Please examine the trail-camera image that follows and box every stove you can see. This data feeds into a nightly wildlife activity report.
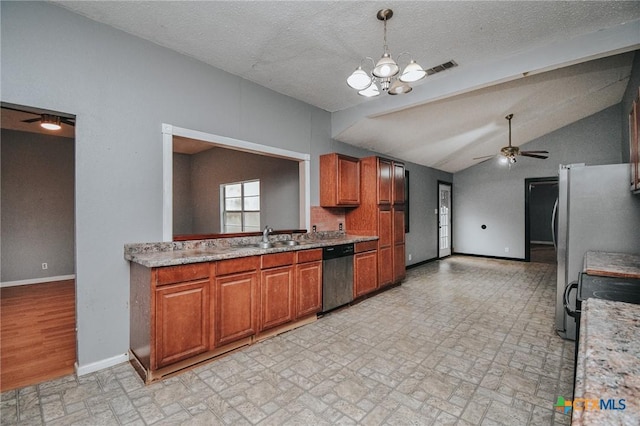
[568,272,640,392]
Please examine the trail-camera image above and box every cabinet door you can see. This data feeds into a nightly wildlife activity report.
[393,208,405,245]
[393,162,405,205]
[378,246,393,287]
[393,243,406,283]
[215,271,258,346]
[295,261,322,318]
[320,153,360,207]
[354,251,378,298]
[260,266,294,331]
[378,209,392,248]
[377,158,392,205]
[154,279,210,369]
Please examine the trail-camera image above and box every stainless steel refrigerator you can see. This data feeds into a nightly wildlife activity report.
[555,163,640,340]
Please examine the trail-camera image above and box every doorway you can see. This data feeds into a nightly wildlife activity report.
[0,103,77,390]
[438,182,452,258]
[525,177,558,263]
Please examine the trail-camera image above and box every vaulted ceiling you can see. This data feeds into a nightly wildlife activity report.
[51,1,640,172]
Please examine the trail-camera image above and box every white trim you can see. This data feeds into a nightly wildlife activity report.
[75,353,129,376]
[162,124,311,239]
[531,241,554,245]
[1,274,76,288]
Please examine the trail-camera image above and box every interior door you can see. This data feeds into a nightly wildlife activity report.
[438,183,452,258]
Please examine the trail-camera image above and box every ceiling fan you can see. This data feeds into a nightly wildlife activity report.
[22,113,75,130]
[474,114,548,164]
[2,106,75,130]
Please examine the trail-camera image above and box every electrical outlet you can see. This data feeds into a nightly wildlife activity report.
[339,223,343,231]
[434,209,438,215]
[408,254,412,261]
[504,247,510,253]
[42,263,48,270]
[312,225,317,233]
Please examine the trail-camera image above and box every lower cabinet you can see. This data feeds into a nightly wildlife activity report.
[215,257,260,346]
[130,244,384,383]
[354,241,378,298]
[260,253,295,331]
[155,280,210,369]
[295,249,323,318]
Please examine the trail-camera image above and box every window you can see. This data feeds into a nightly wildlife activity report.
[221,180,260,233]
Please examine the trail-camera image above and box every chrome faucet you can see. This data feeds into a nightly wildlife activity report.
[262,226,273,243]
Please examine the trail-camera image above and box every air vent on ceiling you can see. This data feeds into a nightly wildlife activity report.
[425,60,458,76]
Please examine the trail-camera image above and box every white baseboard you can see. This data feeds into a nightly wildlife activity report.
[1,274,76,288]
[75,353,129,376]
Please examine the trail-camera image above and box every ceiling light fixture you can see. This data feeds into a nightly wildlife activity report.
[346,9,426,97]
[39,114,62,131]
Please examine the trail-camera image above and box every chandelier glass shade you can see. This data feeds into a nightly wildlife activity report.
[346,9,426,97]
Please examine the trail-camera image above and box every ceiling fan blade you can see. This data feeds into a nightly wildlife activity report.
[60,119,75,127]
[473,154,496,160]
[520,153,548,159]
[521,150,549,154]
[21,117,41,123]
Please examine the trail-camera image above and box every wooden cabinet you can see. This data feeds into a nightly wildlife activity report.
[346,156,406,287]
[130,262,213,378]
[393,208,406,282]
[320,153,360,207]
[354,240,378,298]
[377,158,393,205]
[393,162,405,205]
[295,249,323,318]
[260,253,295,331]
[214,257,259,346]
[155,280,210,369]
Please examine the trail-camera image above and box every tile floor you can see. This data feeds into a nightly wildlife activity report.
[1,256,575,425]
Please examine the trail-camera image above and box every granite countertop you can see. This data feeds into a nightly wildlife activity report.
[584,251,640,279]
[125,232,378,268]
[572,298,640,425]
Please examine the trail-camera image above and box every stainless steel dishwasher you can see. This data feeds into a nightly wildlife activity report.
[322,243,354,312]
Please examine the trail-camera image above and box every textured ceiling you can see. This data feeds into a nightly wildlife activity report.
[50,1,640,172]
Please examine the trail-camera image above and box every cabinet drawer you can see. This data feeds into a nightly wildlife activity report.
[156,263,209,286]
[262,252,295,269]
[296,249,322,263]
[355,240,377,253]
[217,256,260,276]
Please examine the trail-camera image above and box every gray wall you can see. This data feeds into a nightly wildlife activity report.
[174,147,299,235]
[1,1,332,369]
[1,129,75,282]
[2,2,448,369]
[453,104,623,259]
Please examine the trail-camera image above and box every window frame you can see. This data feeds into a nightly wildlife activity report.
[220,179,261,233]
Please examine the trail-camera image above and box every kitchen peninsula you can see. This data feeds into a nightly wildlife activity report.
[125,232,379,383]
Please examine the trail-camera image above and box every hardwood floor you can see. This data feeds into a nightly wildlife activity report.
[0,280,76,392]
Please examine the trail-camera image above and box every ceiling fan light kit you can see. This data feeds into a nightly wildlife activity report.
[346,8,426,97]
[39,114,62,130]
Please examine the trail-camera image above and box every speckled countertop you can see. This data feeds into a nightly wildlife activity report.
[124,232,378,268]
[572,298,640,425]
[584,251,640,279]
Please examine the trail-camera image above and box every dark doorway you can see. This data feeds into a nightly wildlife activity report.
[525,177,558,263]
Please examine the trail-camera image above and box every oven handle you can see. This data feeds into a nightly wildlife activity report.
[563,281,579,318]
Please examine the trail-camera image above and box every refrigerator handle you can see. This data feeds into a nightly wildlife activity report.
[551,198,558,251]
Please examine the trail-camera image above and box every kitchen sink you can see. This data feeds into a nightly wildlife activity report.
[253,240,299,249]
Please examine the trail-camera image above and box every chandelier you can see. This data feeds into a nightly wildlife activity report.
[346,9,426,97]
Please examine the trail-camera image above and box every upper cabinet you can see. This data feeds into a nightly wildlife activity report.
[630,89,640,194]
[320,153,360,207]
[377,158,392,205]
[393,162,405,205]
